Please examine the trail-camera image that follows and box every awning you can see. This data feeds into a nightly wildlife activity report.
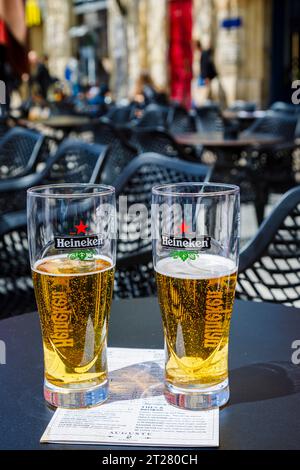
[0,0,26,45]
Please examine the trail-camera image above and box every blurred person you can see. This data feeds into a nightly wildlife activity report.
[28,51,53,100]
[193,40,226,107]
[194,40,215,100]
[132,72,159,106]
[64,56,79,96]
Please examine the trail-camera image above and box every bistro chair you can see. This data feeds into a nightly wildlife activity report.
[0,139,108,215]
[237,185,300,307]
[88,119,137,184]
[193,103,224,134]
[0,210,34,318]
[133,128,198,161]
[114,152,212,299]
[0,127,47,179]
[242,112,298,222]
[135,104,169,129]
[242,111,297,140]
[0,141,108,318]
[104,104,135,125]
[167,103,196,133]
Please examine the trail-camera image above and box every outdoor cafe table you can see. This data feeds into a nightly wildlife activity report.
[20,115,92,137]
[1,297,300,450]
[174,132,283,148]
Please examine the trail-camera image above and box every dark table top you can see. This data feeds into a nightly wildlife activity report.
[174,132,283,148]
[1,297,300,450]
[22,115,91,129]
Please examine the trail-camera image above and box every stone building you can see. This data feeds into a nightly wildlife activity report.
[108,0,300,107]
[26,0,300,107]
[108,0,168,101]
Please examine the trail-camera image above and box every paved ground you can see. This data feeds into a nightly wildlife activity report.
[240,194,282,248]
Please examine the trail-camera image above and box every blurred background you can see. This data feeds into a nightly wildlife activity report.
[0,0,299,111]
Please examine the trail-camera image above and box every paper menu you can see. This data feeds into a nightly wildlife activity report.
[41,348,219,447]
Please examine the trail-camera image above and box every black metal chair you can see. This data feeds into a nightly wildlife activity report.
[135,104,169,129]
[105,104,135,125]
[193,103,224,133]
[0,127,47,179]
[237,185,300,307]
[0,210,35,318]
[167,104,196,133]
[241,112,298,223]
[0,139,108,215]
[242,111,297,140]
[0,141,108,318]
[114,152,212,299]
[132,128,197,160]
[88,119,138,184]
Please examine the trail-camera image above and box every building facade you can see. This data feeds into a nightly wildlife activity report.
[26,0,300,107]
[108,0,299,108]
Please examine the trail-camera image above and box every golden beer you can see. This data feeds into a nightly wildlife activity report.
[155,254,237,389]
[32,256,114,389]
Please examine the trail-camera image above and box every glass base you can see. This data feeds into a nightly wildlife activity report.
[44,378,109,409]
[164,378,229,410]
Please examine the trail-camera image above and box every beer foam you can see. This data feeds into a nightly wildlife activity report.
[155,254,236,280]
[33,254,114,277]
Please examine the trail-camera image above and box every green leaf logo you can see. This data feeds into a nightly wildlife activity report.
[170,250,199,262]
[68,249,96,261]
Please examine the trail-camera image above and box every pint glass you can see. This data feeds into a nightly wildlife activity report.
[152,183,240,409]
[28,184,116,408]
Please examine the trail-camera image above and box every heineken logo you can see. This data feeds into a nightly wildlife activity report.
[54,220,104,257]
[161,220,211,261]
[161,235,211,250]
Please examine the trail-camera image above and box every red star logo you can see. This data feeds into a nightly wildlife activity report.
[74,220,89,235]
[177,221,191,234]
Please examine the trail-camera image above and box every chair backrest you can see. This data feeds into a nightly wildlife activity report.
[237,185,300,307]
[114,152,212,258]
[243,111,298,140]
[91,118,122,145]
[0,127,45,179]
[105,104,134,125]
[167,104,196,133]
[136,104,169,129]
[88,119,137,184]
[43,139,108,185]
[194,104,224,133]
[0,211,36,318]
[133,128,183,157]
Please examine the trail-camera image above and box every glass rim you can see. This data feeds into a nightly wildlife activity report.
[152,182,240,197]
[27,183,115,199]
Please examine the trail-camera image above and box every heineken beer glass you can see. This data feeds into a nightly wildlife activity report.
[28,184,116,408]
[152,183,240,410]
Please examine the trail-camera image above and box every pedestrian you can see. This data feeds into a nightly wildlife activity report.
[28,51,53,100]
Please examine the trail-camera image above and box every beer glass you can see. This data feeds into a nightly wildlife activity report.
[152,183,239,410]
[28,184,116,408]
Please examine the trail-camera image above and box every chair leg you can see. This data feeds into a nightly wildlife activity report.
[254,187,268,226]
